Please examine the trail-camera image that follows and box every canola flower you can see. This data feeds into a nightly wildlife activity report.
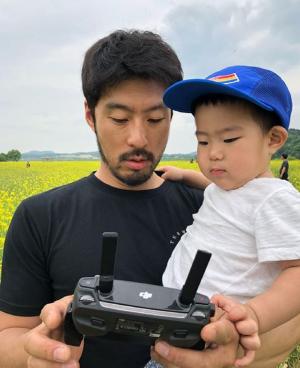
[1,160,300,266]
[0,160,300,367]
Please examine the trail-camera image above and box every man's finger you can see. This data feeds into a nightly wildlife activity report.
[24,323,72,363]
[153,341,209,368]
[40,295,73,330]
[201,318,239,345]
[27,355,79,368]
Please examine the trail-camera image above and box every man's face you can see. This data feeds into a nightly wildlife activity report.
[85,79,172,189]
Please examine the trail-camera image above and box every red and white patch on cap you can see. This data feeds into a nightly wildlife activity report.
[209,73,239,84]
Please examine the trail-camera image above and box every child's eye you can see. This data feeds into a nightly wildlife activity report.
[224,137,241,143]
[198,141,208,146]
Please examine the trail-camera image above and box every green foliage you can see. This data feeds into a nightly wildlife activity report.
[274,129,300,159]
[0,153,7,162]
[6,149,21,161]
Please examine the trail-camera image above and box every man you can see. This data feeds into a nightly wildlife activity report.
[0,29,235,368]
[0,30,298,368]
[279,153,289,180]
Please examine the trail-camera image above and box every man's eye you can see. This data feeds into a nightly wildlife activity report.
[224,137,241,143]
[198,141,208,146]
[148,118,164,124]
[111,118,128,124]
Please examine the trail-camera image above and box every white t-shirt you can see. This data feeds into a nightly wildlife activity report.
[163,178,300,302]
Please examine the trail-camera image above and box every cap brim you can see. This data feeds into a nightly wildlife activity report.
[163,79,274,113]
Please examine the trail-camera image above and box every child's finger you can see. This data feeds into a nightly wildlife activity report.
[210,294,237,313]
[234,350,256,367]
[235,319,258,335]
[240,334,261,351]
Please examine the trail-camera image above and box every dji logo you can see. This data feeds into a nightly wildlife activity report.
[139,291,152,299]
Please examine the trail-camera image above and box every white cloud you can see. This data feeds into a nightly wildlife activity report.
[0,0,299,154]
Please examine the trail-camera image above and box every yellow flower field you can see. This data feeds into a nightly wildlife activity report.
[1,159,300,267]
[0,160,300,368]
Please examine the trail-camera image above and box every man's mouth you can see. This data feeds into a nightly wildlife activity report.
[124,158,150,170]
[120,150,154,171]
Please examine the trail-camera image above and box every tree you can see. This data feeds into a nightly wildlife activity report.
[6,149,21,161]
[0,153,7,161]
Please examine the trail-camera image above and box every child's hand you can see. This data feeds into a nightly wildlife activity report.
[158,166,185,181]
[211,294,261,367]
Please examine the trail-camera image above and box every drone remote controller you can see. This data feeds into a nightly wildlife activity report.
[64,232,214,350]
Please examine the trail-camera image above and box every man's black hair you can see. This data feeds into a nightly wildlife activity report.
[192,94,280,133]
[82,29,183,114]
[281,153,288,159]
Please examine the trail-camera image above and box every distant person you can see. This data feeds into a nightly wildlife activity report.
[279,153,289,180]
[158,65,300,367]
[26,161,30,168]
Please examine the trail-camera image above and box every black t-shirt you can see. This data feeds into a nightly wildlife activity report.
[0,173,203,368]
[279,159,289,180]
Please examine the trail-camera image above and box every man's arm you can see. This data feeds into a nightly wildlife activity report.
[0,312,41,367]
[0,296,83,368]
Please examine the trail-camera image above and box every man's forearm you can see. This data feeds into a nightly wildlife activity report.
[0,328,30,367]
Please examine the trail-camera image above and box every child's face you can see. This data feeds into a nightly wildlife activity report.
[195,102,272,190]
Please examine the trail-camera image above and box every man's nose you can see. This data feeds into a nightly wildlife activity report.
[127,122,148,148]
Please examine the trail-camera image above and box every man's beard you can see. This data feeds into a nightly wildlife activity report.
[95,133,162,186]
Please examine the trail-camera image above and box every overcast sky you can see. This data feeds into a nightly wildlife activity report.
[1,0,300,154]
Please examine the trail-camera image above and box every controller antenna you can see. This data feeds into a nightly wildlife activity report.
[98,232,118,295]
[178,250,211,306]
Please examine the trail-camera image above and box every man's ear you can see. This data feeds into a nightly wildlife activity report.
[268,126,288,155]
[84,100,95,132]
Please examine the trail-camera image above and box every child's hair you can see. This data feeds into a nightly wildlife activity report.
[281,153,288,159]
[192,94,280,134]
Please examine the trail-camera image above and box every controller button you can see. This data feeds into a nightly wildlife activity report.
[191,310,205,319]
[79,277,97,289]
[173,329,189,338]
[91,318,106,328]
[79,295,95,305]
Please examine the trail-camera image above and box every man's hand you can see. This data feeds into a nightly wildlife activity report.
[24,295,84,367]
[150,319,239,368]
[212,295,261,367]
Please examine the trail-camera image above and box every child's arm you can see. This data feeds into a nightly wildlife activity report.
[247,259,300,333]
[213,259,300,367]
[159,166,211,189]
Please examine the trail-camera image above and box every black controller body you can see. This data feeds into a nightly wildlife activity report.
[64,232,214,350]
[64,277,214,349]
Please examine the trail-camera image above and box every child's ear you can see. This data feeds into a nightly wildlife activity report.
[267,126,288,155]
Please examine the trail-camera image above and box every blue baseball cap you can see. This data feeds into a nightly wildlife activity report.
[163,65,292,130]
